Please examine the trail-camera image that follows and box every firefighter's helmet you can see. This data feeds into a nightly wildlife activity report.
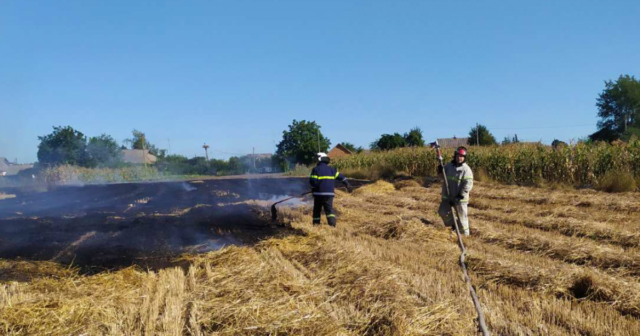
[454,146,467,158]
[317,152,330,163]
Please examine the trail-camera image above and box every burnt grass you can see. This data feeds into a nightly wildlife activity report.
[0,177,312,274]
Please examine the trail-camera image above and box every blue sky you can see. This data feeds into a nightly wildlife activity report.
[1,1,639,163]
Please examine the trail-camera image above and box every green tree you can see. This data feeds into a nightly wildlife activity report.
[86,134,122,167]
[501,134,520,145]
[227,156,244,174]
[338,142,364,153]
[276,120,330,165]
[468,124,497,146]
[591,75,640,142]
[37,126,90,166]
[404,127,425,147]
[371,133,406,150]
[339,142,357,152]
[124,129,166,158]
[551,139,568,149]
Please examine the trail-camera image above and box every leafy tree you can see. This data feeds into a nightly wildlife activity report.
[501,134,520,145]
[157,154,249,175]
[340,142,357,152]
[37,126,90,166]
[124,129,166,158]
[591,75,640,142]
[551,139,568,149]
[86,134,122,167]
[404,127,425,147]
[276,120,330,165]
[468,124,497,146]
[371,133,406,150]
[338,142,364,153]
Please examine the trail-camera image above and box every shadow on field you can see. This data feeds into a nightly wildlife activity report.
[0,177,310,275]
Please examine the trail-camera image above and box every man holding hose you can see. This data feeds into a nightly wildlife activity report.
[438,146,474,236]
[309,152,352,227]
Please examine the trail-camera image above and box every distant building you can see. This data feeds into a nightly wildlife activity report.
[437,137,469,148]
[246,153,273,160]
[0,157,34,176]
[121,150,157,165]
[328,144,353,159]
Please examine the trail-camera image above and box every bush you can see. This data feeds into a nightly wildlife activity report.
[285,164,313,177]
[40,165,164,185]
[596,170,637,193]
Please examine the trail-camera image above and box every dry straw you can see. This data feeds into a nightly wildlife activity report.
[1,174,640,334]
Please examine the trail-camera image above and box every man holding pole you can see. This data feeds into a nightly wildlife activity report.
[309,152,352,227]
[437,146,474,236]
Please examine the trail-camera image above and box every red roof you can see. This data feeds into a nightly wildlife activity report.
[328,144,353,159]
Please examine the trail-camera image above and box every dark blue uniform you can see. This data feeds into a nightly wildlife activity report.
[309,161,349,226]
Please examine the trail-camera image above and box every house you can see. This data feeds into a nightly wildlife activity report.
[328,144,353,159]
[0,157,34,176]
[121,150,157,165]
[437,137,469,148]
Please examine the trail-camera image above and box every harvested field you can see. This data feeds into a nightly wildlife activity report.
[1,176,639,335]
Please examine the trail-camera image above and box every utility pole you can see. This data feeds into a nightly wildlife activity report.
[203,144,210,161]
[141,133,147,168]
[252,147,256,171]
[167,139,171,155]
[476,122,480,146]
[317,129,321,152]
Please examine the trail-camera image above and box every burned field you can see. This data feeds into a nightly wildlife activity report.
[0,177,310,274]
[1,177,640,335]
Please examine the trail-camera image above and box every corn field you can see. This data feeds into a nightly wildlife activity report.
[333,139,640,186]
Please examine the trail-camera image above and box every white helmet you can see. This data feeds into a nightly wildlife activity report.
[317,152,328,162]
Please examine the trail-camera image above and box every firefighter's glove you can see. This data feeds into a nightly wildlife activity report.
[448,199,455,207]
[455,195,464,202]
[437,165,444,174]
[346,185,353,193]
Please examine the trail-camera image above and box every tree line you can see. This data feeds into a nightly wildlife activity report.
[36,127,275,175]
[35,73,638,172]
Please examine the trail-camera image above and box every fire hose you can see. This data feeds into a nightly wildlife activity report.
[431,140,491,336]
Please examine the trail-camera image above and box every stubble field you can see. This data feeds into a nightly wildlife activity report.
[1,176,639,335]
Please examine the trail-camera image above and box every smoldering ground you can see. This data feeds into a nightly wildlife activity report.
[0,177,310,274]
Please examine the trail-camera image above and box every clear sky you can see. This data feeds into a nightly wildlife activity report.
[1,1,639,163]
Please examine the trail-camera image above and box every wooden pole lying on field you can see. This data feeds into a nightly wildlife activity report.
[431,140,491,336]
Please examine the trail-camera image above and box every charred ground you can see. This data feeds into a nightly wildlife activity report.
[0,177,312,273]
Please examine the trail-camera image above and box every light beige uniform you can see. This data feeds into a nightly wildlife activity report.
[438,161,474,235]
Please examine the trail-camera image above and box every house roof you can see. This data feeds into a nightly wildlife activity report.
[0,158,9,171]
[0,158,34,176]
[437,137,469,148]
[121,149,157,164]
[328,144,353,159]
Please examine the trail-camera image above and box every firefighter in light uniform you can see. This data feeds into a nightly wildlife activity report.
[438,146,474,236]
[309,153,352,226]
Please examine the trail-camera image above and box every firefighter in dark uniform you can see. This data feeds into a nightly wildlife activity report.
[309,152,352,226]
